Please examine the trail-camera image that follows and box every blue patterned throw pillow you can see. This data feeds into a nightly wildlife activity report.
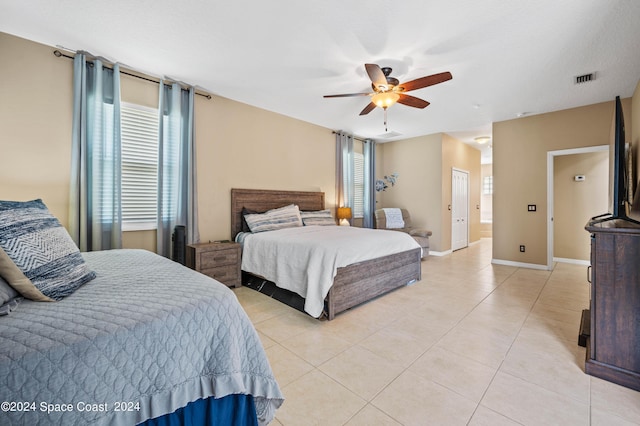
[0,199,96,301]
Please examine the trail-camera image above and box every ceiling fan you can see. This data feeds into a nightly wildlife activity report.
[324,64,452,129]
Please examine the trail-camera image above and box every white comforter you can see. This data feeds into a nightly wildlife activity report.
[240,226,421,317]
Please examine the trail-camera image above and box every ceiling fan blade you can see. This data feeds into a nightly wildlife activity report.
[365,63,388,90]
[399,71,452,92]
[323,93,371,98]
[397,94,430,109]
[359,102,377,116]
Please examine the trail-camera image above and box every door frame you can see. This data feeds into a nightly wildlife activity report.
[451,167,470,251]
[546,145,609,269]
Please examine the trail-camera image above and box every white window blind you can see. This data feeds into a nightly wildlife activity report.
[99,103,118,224]
[483,175,494,195]
[353,152,364,218]
[121,103,159,231]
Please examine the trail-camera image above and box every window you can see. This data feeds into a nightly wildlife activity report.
[120,103,159,231]
[483,175,493,195]
[353,152,364,218]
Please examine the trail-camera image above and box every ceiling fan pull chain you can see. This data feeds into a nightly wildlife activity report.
[384,107,388,131]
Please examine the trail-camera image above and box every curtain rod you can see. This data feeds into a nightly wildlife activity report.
[53,50,212,100]
[331,131,368,143]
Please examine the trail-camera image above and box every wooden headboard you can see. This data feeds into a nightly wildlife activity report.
[231,188,325,239]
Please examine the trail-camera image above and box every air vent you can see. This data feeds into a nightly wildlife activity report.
[575,73,595,84]
[376,131,403,139]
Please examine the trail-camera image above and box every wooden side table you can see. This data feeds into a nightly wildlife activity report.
[186,242,241,288]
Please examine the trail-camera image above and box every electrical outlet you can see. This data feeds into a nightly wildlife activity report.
[520,245,525,252]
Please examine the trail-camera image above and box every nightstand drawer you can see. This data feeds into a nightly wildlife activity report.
[201,265,240,286]
[199,248,239,269]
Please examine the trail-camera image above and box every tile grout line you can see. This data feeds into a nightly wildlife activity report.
[358,250,521,424]
[468,263,595,424]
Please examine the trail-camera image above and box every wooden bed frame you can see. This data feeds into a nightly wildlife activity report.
[231,188,422,320]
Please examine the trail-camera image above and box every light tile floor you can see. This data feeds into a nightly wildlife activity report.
[233,239,640,425]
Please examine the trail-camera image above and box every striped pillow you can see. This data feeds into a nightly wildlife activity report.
[0,199,96,301]
[244,204,303,233]
[300,210,336,226]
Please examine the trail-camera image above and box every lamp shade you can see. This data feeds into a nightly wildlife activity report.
[337,207,352,220]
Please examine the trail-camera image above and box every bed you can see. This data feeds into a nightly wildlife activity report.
[231,188,422,320]
[0,248,283,425]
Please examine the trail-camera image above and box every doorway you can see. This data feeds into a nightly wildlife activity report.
[546,145,609,268]
[452,168,469,251]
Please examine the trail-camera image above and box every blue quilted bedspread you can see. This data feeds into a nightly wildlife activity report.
[0,249,283,425]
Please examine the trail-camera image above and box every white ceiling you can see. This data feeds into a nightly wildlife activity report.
[2,0,640,162]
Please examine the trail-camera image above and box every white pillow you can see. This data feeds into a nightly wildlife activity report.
[244,204,303,233]
[300,210,336,226]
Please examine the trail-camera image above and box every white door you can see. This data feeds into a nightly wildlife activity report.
[451,168,469,251]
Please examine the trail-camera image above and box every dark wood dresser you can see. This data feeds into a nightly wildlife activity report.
[186,242,241,288]
[584,218,640,391]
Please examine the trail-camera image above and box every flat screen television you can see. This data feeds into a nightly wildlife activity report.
[593,96,639,224]
[612,95,627,218]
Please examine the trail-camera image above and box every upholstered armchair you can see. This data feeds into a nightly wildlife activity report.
[375,208,431,258]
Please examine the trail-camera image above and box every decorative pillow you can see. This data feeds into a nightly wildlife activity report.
[243,204,303,233]
[0,199,96,301]
[0,274,23,315]
[0,247,52,301]
[300,209,337,226]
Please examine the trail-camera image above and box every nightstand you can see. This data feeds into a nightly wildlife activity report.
[186,242,241,288]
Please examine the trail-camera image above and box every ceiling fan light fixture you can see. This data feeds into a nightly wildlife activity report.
[372,92,400,108]
[324,63,452,116]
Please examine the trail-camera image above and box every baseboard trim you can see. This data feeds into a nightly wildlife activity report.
[430,239,481,256]
[429,250,452,257]
[553,257,590,266]
[491,258,551,270]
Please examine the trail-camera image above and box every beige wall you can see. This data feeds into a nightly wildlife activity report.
[0,32,335,251]
[195,95,334,241]
[493,98,633,266]
[378,132,481,252]
[0,32,74,226]
[553,151,608,261]
[378,134,443,248]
